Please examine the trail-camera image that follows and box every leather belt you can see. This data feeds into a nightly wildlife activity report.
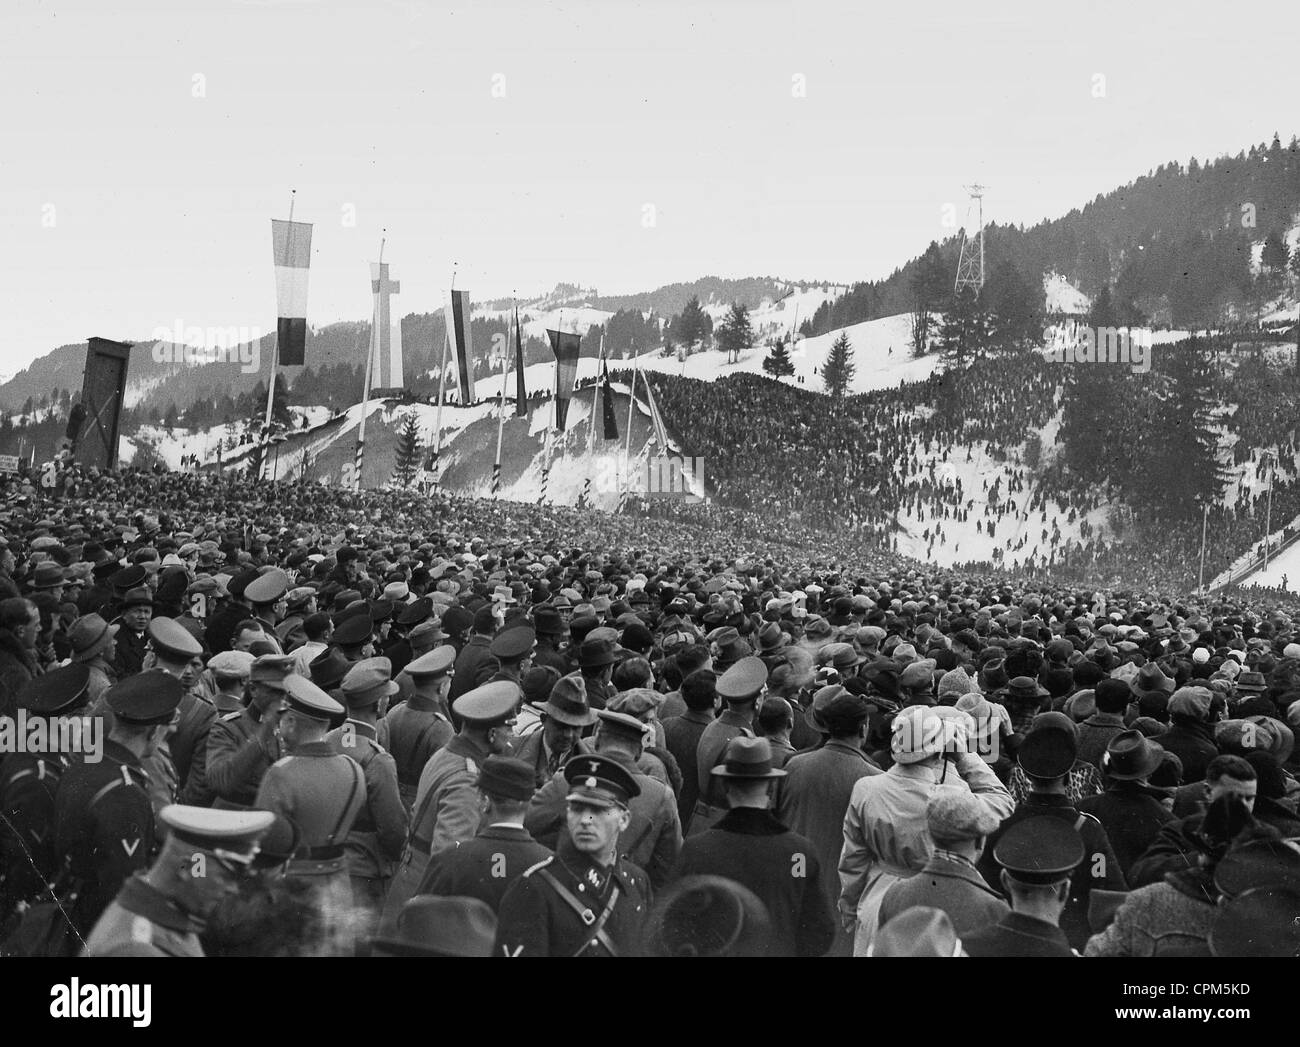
[296,845,345,860]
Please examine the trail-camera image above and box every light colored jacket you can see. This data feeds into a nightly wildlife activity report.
[839,753,1013,955]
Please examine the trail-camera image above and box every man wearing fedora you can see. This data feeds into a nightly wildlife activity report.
[111,586,153,679]
[674,735,835,957]
[512,673,596,787]
[368,895,497,957]
[414,755,552,913]
[67,612,118,704]
[495,753,652,957]
[1077,730,1175,880]
[977,711,1126,950]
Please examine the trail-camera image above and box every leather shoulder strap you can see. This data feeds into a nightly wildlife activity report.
[536,866,621,957]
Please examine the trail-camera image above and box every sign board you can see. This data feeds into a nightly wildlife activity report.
[75,337,133,470]
[0,455,19,473]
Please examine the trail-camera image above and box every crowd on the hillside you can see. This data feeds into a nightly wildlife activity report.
[0,468,1297,958]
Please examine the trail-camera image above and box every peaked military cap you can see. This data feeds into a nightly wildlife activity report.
[106,672,184,726]
[993,817,1084,885]
[244,568,289,605]
[404,646,456,679]
[716,656,768,702]
[147,616,203,661]
[452,681,520,726]
[281,674,344,722]
[160,804,275,859]
[564,752,641,809]
[18,663,91,716]
[340,656,399,708]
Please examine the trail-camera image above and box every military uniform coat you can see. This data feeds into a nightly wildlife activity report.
[695,708,754,808]
[674,806,836,958]
[380,733,490,932]
[171,689,217,806]
[206,704,282,809]
[962,911,1075,957]
[662,709,712,830]
[415,822,553,913]
[254,740,367,876]
[977,792,1127,951]
[494,838,652,957]
[326,720,408,879]
[1077,782,1175,881]
[83,874,204,957]
[448,634,494,703]
[53,739,156,933]
[0,748,74,908]
[382,692,453,810]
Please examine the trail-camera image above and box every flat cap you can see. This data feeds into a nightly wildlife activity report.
[716,656,768,702]
[106,672,184,726]
[404,646,456,679]
[993,816,1085,884]
[207,650,254,678]
[160,804,275,859]
[281,674,344,722]
[452,681,520,726]
[927,787,1003,844]
[147,617,203,661]
[120,585,154,610]
[340,656,399,708]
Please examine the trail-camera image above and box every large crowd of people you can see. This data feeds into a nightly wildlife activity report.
[0,464,1298,958]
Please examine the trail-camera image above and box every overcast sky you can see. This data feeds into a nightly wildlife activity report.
[2,0,1297,372]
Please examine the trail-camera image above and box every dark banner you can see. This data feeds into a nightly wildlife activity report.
[547,328,581,431]
[75,337,132,470]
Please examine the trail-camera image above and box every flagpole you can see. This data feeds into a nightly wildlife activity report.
[492,293,514,499]
[355,230,384,492]
[431,265,457,494]
[622,347,641,502]
[582,333,602,507]
[263,189,294,481]
[539,309,561,506]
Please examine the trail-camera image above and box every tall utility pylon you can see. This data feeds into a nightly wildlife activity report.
[954,183,987,295]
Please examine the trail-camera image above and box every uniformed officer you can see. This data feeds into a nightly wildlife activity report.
[693,656,766,828]
[83,805,275,957]
[330,613,375,663]
[254,674,367,956]
[329,657,408,933]
[476,624,535,689]
[382,645,455,810]
[245,568,290,647]
[962,817,1083,958]
[379,680,519,933]
[0,665,92,916]
[494,753,653,957]
[146,617,216,806]
[206,653,293,809]
[53,672,184,935]
[413,755,552,913]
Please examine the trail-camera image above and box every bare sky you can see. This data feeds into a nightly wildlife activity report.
[2,0,1297,372]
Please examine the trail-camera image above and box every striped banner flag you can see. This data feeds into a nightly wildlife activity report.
[370,262,403,388]
[446,290,474,403]
[271,219,312,365]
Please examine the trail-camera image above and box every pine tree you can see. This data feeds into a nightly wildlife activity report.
[391,410,422,488]
[163,402,179,430]
[716,303,754,363]
[935,287,989,366]
[985,260,1043,352]
[821,332,855,398]
[670,296,713,350]
[762,335,795,378]
[1262,230,1291,273]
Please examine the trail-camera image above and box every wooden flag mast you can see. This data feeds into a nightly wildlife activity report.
[354,230,385,491]
[262,189,294,481]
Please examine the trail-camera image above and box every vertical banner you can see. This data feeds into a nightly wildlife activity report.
[446,289,474,403]
[75,337,132,470]
[546,328,582,431]
[601,353,619,440]
[370,262,403,389]
[514,306,527,416]
[271,219,313,365]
